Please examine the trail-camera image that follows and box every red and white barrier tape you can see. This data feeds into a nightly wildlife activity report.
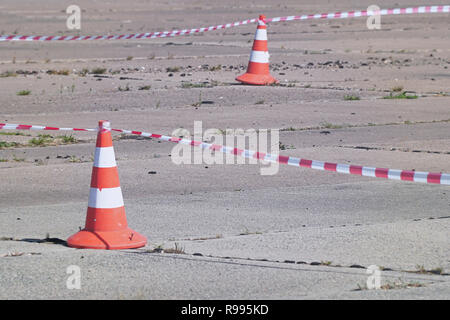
[112,128,450,186]
[266,5,449,23]
[0,5,448,42]
[0,18,257,42]
[0,123,96,132]
[1,123,449,186]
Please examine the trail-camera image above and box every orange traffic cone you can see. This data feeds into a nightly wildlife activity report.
[67,120,147,250]
[236,15,277,85]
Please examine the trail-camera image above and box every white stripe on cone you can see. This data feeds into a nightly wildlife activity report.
[254,28,267,40]
[88,187,124,208]
[249,50,269,63]
[94,147,117,168]
[101,121,111,130]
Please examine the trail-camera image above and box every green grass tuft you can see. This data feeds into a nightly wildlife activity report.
[344,95,360,101]
[17,90,31,96]
[166,66,180,73]
[28,134,53,146]
[0,71,17,78]
[57,135,77,144]
[47,69,70,76]
[0,141,19,148]
[383,92,418,99]
[90,67,107,75]
[320,122,344,129]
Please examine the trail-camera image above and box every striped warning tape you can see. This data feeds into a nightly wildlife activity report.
[0,5,448,41]
[0,18,257,42]
[1,123,448,186]
[266,5,450,23]
[0,123,96,132]
[111,128,450,186]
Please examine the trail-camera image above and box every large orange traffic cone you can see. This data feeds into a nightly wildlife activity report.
[67,120,147,250]
[236,15,277,85]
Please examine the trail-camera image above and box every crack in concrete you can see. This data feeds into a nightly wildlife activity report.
[338,145,450,155]
[190,253,450,277]
[137,248,449,282]
[279,118,450,133]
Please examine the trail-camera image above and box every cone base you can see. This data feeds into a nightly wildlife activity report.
[236,72,277,85]
[67,228,147,250]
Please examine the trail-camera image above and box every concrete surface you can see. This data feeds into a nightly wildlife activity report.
[0,0,449,299]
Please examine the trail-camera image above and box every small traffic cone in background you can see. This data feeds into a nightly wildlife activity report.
[236,15,277,85]
[67,120,147,250]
